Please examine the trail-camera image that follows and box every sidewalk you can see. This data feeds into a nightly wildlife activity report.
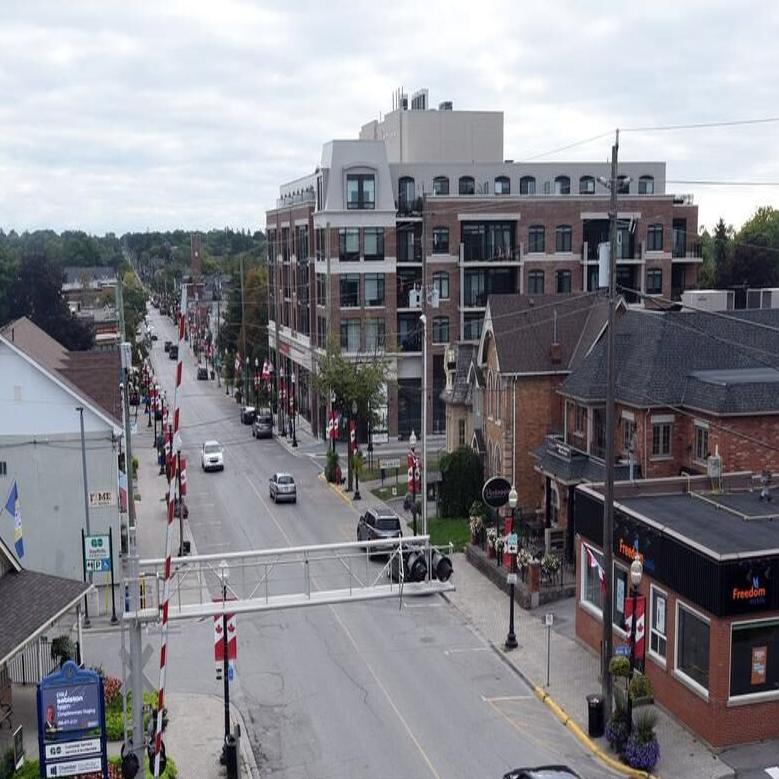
[444,554,734,779]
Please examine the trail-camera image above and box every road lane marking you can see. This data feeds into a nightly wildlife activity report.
[765,768,779,778]
[481,694,534,702]
[443,647,490,656]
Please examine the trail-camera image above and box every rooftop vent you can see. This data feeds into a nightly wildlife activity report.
[439,101,453,111]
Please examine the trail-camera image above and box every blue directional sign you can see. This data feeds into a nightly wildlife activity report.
[37,661,108,779]
[615,644,631,657]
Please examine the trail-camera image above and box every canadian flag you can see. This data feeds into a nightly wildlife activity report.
[583,543,606,592]
[261,359,270,381]
[180,458,187,496]
[234,352,242,375]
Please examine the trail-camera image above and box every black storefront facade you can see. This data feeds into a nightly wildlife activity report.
[573,478,779,748]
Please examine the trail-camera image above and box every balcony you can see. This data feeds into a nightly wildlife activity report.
[276,189,316,209]
[672,241,702,260]
[397,196,424,217]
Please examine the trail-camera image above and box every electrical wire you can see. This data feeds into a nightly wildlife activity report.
[622,117,779,133]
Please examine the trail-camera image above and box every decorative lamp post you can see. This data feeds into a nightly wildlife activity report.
[505,486,519,650]
[279,366,286,437]
[409,430,418,535]
[329,390,337,453]
[254,357,260,409]
[152,384,159,446]
[627,558,643,734]
[352,400,360,499]
[291,372,298,447]
[218,560,231,756]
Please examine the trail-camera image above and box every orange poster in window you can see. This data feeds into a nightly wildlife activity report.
[751,645,767,685]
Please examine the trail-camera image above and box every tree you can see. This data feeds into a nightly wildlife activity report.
[7,251,94,350]
[730,207,779,288]
[439,447,484,518]
[711,218,735,287]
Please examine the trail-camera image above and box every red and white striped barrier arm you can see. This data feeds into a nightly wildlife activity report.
[154,285,187,777]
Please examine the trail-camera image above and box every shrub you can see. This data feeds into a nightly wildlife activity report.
[104,676,123,709]
[324,449,339,483]
[629,671,653,702]
[605,708,630,755]
[439,447,484,518]
[50,635,75,667]
[0,748,14,779]
[608,655,630,678]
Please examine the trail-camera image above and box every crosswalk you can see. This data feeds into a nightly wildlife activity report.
[765,767,779,778]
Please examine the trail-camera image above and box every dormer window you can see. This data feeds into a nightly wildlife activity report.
[346,174,375,210]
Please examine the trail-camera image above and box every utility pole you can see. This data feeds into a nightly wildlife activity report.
[77,406,92,627]
[240,255,248,403]
[216,280,221,387]
[601,129,619,719]
[420,191,429,575]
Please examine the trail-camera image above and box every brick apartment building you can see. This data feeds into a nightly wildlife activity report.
[265,89,701,440]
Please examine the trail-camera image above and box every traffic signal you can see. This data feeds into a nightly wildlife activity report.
[430,550,453,582]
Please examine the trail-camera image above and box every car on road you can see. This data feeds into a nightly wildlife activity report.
[169,345,178,360]
[150,332,158,341]
[196,366,208,380]
[240,405,256,425]
[252,410,273,439]
[503,767,581,779]
[164,340,172,352]
[269,473,296,503]
[357,507,402,551]
[201,441,224,472]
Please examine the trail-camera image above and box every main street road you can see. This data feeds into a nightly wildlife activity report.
[131,306,618,779]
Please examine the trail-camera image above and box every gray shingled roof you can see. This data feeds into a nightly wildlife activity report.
[485,293,610,374]
[0,569,90,665]
[560,308,779,414]
[440,344,476,405]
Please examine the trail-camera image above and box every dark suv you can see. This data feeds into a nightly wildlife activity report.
[357,508,402,552]
[252,411,273,439]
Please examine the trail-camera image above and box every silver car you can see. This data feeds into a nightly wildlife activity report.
[269,473,297,504]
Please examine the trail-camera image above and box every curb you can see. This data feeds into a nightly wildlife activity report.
[318,472,358,510]
[230,702,260,779]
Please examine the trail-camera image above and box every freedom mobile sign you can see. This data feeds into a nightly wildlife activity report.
[37,661,108,778]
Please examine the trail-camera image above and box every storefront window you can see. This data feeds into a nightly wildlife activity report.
[581,544,604,613]
[730,619,779,698]
[650,586,668,662]
[614,564,628,631]
[676,603,710,693]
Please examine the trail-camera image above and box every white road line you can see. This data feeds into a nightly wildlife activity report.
[480,694,535,702]
[765,768,779,778]
[443,647,491,656]
[403,602,443,609]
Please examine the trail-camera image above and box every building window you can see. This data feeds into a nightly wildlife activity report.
[527,270,545,295]
[463,313,484,341]
[459,176,475,195]
[398,176,416,211]
[494,176,511,195]
[0,462,6,477]
[639,175,655,195]
[579,175,595,194]
[364,273,385,306]
[520,176,536,195]
[575,405,587,435]
[432,271,449,301]
[365,318,385,351]
[676,602,710,693]
[652,422,671,457]
[555,270,572,294]
[613,564,629,631]
[339,274,360,307]
[432,316,449,343]
[554,175,570,195]
[581,544,604,612]
[730,618,779,698]
[432,227,449,254]
[346,174,375,210]
[339,319,361,352]
[622,417,636,454]
[339,228,360,261]
[617,175,630,194]
[528,225,545,253]
[433,176,449,196]
[462,222,515,262]
[650,585,668,662]
[646,268,662,295]
[694,422,709,463]
[316,273,327,305]
[296,225,309,259]
[364,228,384,260]
[316,315,326,348]
[555,225,572,253]
[647,223,664,252]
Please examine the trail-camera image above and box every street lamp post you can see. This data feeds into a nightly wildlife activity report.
[352,400,360,500]
[291,372,298,447]
[152,384,159,447]
[218,560,231,750]
[409,430,418,536]
[505,486,519,650]
[330,390,336,453]
[254,358,259,409]
[279,367,286,437]
[627,558,643,734]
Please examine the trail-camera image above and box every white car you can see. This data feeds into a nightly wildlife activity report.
[201,441,224,472]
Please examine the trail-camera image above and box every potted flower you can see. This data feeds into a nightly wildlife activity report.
[468,501,487,543]
[624,709,660,771]
[541,552,561,582]
[629,671,654,707]
[494,534,505,563]
[486,528,498,558]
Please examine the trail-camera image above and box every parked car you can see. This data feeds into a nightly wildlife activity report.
[240,405,256,425]
[201,441,224,472]
[503,767,582,779]
[269,473,296,503]
[163,340,172,352]
[169,345,178,360]
[196,366,208,380]
[357,507,402,551]
[252,410,273,439]
[150,333,159,341]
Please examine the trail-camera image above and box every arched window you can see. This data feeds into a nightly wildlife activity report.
[639,175,655,195]
[432,176,449,196]
[520,176,536,195]
[494,175,511,195]
[556,269,572,293]
[617,175,630,194]
[554,176,571,195]
[459,176,475,195]
[398,176,415,211]
[579,175,595,194]
[555,225,572,253]
[528,225,545,253]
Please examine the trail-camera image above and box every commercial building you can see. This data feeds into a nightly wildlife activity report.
[575,472,779,748]
[266,91,701,439]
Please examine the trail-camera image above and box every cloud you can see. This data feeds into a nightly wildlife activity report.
[0,0,777,233]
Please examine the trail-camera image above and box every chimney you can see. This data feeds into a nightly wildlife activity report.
[549,309,561,364]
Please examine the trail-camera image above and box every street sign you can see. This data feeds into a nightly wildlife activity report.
[545,613,554,627]
[506,573,518,585]
[482,477,511,508]
[83,535,111,573]
[615,644,630,657]
[46,756,102,777]
[506,533,518,554]
[88,491,115,508]
[379,457,400,470]
[45,738,101,760]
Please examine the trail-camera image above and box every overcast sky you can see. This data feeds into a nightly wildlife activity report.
[1,0,778,235]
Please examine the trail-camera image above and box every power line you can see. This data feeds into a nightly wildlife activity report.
[622,116,779,133]
[667,180,779,186]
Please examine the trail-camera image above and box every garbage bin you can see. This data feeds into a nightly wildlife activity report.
[586,693,605,737]
[223,734,238,779]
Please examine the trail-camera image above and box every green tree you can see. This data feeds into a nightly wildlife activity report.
[712,218,735,287]
[439,447,484,518]
[730,207,779,288]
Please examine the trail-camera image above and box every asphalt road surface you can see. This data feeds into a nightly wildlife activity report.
[113,306,620,779]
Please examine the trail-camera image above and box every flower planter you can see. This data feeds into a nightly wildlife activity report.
[487,546,496,559]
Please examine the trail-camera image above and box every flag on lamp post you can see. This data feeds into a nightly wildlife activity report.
[4,481,24,558]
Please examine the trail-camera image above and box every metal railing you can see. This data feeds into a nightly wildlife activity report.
[6,637,59,685]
